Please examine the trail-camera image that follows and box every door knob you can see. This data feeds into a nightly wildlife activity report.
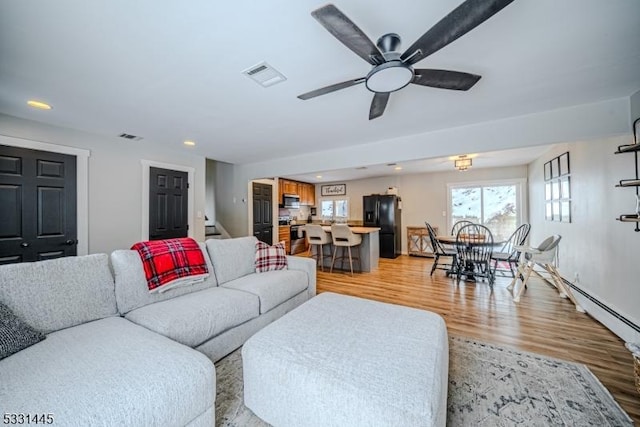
[20,242,29,248]
[65,239,77,245]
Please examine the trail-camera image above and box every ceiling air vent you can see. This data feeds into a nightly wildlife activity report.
[118,133,143,141]
[242,61,287,87]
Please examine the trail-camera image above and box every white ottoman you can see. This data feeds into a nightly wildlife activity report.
[242,292,448,427]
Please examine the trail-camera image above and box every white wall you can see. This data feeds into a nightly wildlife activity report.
[0,113,206,254]
[205,158,216,225]
[528,135,640,342]
[212,159,247,237]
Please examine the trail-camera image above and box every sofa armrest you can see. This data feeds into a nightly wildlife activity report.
[286,256,316,298]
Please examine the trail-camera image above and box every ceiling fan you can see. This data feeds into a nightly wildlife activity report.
[297,0,515,120]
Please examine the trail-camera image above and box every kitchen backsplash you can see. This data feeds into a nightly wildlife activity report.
[282,206,311,222]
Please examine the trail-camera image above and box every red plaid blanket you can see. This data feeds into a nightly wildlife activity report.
[131,238,209,292]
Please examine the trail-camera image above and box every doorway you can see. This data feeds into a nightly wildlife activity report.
[149,167,189,240]
[0,144,77,264]
[252,182,273,244]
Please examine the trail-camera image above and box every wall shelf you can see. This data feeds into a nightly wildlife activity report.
[615,179,640,187]
[614,136,639,232]
[615,144,640,154]
[617,214,640,223]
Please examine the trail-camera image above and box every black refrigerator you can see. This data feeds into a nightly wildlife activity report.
[363,195,401,259]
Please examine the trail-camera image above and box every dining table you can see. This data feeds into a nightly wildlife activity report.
[435,235,505,246]
[435,235,505,282]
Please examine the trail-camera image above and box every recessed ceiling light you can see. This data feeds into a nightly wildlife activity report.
[316,175,322,179]
[394,166,403,171]
[27,100,52,110]
[183,140,196,146]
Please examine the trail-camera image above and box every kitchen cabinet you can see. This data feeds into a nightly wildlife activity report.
[407,226,438,257]
[278,179,315,206]
[278,225,291,254]
[299,182,316,206]
[281,180,298,195]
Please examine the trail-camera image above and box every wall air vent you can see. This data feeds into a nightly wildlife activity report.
[242,61,287,87]
[118,133,143,141]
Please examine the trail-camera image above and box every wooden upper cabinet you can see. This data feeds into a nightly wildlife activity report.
[300,183,308,205]
[303,183,315,206]
[282,180,298,195]
[278,179,297,202]
[278,179,315,206]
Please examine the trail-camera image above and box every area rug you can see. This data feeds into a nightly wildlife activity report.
[214,336,632,426]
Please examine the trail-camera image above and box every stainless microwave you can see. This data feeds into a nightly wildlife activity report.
[282,194,300,209]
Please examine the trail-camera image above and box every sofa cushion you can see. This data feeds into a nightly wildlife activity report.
[0,302,45,360]
[111,242,218,315]
[206,236,257,284]
[222,270,308,314]
[255,241,288,273]
[0,317,215,427]
[125,287,259,347]
[0,254,117,334]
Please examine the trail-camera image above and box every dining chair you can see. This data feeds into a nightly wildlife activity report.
[451,220,474,236]
[330,224,362,276]
[305,224,332,271]
[491,223,531,278]
[425,222,457,276]
[455,223,495,286]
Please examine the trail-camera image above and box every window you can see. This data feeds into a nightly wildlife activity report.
[448,180,526,241]
[321,198,349,222]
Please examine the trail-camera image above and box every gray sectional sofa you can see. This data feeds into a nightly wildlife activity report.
[0,236,316,426]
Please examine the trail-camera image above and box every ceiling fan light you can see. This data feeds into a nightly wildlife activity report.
[365,62,414,93]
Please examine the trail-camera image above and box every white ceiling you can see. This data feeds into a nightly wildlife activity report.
[1,0,639,168]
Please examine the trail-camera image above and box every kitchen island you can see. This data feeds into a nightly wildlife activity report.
[305,225,381,272]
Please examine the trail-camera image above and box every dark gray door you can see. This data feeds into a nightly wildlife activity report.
[252,182,272,245]
[0,144,77,264]
[149,167,188,240]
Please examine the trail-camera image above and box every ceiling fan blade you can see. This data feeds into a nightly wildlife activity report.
[412,69,481,91]
[311,4,385,65]
[369,92,390,120]
[297,78,366,100]
[401,0,514,65]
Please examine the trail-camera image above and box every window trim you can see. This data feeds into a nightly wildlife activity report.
[446,178,528,234]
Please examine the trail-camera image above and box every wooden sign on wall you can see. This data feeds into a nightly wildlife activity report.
[321,184,346,196]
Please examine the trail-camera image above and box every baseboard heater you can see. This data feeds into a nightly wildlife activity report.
[561,278,640,334]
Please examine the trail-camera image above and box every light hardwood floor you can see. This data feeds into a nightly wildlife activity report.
[311,254,640,422]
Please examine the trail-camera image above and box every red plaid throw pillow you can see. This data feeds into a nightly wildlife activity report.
[255,241,288,273]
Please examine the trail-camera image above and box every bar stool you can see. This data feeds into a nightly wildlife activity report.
[330,224,362,276]
[305,224,332,271]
